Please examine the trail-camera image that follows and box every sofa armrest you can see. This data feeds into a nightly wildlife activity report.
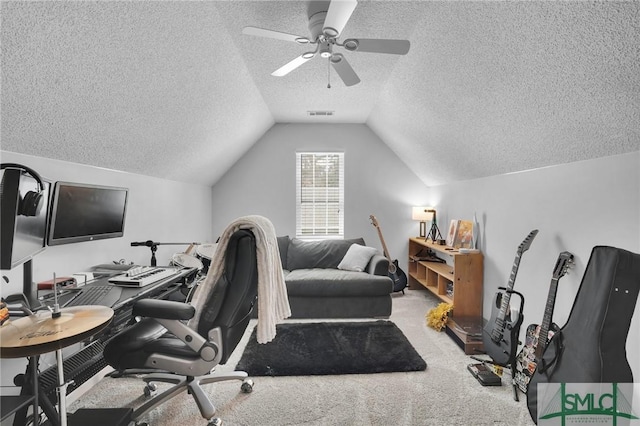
[366,254,390,276]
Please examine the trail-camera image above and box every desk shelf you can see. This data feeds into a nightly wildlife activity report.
[1,266,197,422]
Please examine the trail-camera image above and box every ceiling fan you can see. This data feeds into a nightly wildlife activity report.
[242,0,410,87]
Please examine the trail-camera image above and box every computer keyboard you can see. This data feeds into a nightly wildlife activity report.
[64,285,122,308]
[107,266,179,287]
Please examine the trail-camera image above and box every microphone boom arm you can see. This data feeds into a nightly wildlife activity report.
[130,241,200,267]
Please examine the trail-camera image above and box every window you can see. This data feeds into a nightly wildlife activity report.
[296,152,344,238]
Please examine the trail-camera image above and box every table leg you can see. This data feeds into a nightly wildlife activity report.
[12,356,60,426]
[55,349,71,426]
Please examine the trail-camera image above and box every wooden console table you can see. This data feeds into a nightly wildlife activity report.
[408,238,484,354]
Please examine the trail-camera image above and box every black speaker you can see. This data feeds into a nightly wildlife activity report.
[0,163,45,217]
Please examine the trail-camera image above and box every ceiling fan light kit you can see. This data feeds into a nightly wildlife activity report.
[319,41,332,58]
[243,0,410,88]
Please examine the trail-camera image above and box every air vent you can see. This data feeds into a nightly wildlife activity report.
[307,110,334,116]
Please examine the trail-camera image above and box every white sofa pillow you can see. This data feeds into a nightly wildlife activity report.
[337,244,379,272]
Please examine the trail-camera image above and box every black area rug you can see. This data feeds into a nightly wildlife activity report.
[235,320,427,376]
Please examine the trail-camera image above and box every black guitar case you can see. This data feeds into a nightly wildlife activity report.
[527,246,640,423]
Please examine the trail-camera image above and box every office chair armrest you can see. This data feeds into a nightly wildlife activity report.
[133,298,195,321]
[134,300,215,363]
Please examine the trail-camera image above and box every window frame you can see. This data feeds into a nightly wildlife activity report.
[295,152,345,239]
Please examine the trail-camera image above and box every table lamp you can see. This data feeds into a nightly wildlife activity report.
[412,207,433,238]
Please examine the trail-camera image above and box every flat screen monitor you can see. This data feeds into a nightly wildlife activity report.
[0,167,50,270]
[48,181,128,246]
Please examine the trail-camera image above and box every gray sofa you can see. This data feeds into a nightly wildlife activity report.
[276,236,393,318]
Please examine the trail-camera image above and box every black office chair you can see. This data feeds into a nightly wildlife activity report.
[104,229,258,426]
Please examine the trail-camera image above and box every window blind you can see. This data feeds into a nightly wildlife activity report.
[296,152,344,238]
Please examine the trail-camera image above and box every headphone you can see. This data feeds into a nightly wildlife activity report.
[0,163,45,217]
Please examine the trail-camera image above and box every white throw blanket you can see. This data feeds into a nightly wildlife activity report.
[188,215,291,344]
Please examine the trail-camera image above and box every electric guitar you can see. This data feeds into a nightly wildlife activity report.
[369,215,408,293]
[482,229,538,366]
[514,251,573,393]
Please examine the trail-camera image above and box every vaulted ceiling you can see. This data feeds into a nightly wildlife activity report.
[2,1,639,186]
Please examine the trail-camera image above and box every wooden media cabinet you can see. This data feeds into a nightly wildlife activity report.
[408,238,484,354]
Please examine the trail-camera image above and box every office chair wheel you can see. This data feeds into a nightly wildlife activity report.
[207,418,222,426]
[143,382,157,397]
[240,379,254,393]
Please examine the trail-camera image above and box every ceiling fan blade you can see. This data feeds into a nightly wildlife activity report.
[242,26,310,44]
[344,38,410,55]
[272,55,313,77]
[330,54,360,86]
[322,0,358,38]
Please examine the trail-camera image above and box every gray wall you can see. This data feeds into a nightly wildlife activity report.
[210,123,431,264]
[431,151,640,377]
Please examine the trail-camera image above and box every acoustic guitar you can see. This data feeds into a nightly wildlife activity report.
[514,251,573,393]
[482,229,538,366]
[369,215,408,293]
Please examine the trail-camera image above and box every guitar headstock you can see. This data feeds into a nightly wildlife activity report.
[369,215,379,228]
[517,229,539,254]
[553,251,574,279]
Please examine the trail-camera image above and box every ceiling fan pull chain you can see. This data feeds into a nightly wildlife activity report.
[327,58,331,89]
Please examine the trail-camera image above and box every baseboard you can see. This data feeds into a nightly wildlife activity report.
[67,365,114,406]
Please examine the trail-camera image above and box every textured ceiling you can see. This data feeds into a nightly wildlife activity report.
[1,1,639,186]
[368,1,640,185]
[1,1,273,185]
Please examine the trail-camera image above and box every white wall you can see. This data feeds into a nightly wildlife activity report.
[210,123,430,264]
[0,150,214,388]
[0,151,214,295]
[430,151,640,377]
[4,142,637,387]
[211,127,640,379]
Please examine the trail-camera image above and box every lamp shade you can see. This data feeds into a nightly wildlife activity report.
[412,207,434,221]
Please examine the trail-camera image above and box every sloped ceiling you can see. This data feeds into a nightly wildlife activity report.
[1,1,273,185]
[368,1,640,185]
[1,1,639,187]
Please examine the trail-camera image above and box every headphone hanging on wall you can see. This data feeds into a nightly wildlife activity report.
[0,163,45,217]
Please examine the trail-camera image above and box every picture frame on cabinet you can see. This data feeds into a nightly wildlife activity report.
[446,220,458,247]
[454,220,474,249]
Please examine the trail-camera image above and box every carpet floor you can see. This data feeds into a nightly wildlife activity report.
[236,320,426,376]
[69,290,537,425]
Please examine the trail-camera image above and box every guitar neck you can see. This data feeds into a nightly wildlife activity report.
[535,277,560,359]
[375,227,391,262]
[498,253,523,319]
